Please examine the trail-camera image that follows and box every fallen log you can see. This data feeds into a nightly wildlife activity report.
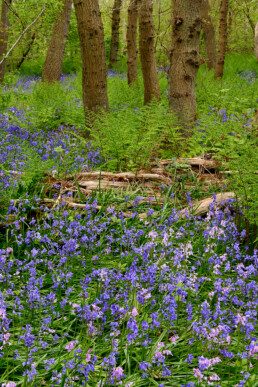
[76,171,168,182]
[160,157,221,171]
[180,192,236,217]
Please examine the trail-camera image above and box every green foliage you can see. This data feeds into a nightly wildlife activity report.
[0,87,11,112]
[90,99,183,172]
[228,129,258,241]
[197,54,258,115]
[18,57,45,76]
[0,142,55,206]
[1,54,258,385]
[189,108,258,241]
[14,75,84,130]
[194,53,258,235]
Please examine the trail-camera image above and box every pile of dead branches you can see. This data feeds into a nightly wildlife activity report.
[0,156,239,226]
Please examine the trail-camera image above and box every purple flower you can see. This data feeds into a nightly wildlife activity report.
[185,354,194,364]
[139,361,152,371]
[65,341,78,353]
[112,366,125,381]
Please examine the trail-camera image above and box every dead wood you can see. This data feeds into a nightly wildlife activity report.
[160,157,221,170]
[180,192,235,217]
[2,155,234,225]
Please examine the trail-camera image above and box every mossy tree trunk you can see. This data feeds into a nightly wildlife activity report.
[74,0,108,116]
[168,0,202,131]
[139,0,160,104]
[127,0,139,84]
[42,0,72,83]
[214,0,229,79]
[109,0,122,68]
[201,0,216,70]
[0,0,11,83]
[121,0,127,55]
[255,22,258,61]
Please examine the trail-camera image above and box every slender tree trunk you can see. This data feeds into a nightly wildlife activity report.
[42,0,72,82]
[121,0,127,55]
[228,7,232,36]
[139,0,160,104]
[168,0,202,130]
[16,33,36,70]
[0,0,11,83]
[214,0,229,79]
[127,0,139,84]
[252,109,258,130]
[244,4,255,35]
[109,0,122,68]
[201,0,216,70]
[255,22,258,61]
[74,0,108,115]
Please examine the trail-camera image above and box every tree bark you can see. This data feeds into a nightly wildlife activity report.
[168,0,202,130]
[127,0,139,84]
[42,0,72,82]
[74,0,108,115]
[109,0,122,68]
[121,0,127,55]
[0,0,11,83]
[201,0,216,70]
[255,22,258,61]
[214,0,229,79]
[139,0,160,104]
[243,1,255,35]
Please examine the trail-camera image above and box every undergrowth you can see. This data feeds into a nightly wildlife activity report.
[1,54,257,224]
[0,53,257,386]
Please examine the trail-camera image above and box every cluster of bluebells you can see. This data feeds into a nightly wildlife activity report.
[0,193,257,386]
[194,106,255,149]
[201,106,253,126]
[2,73,77,94]
[237,70,257,84]
[2,71,127,96]
[107,70,127,79]
[2,75,40,94]
[0,108,102,191]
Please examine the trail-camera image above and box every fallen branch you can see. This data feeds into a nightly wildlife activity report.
[76,171,168,182]
[180,192,236,217]
[160,157,220,170]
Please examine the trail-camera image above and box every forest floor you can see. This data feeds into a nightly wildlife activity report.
[0,55,258,386]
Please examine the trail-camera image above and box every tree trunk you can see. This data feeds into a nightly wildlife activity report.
[16,33,36,70]
[168,0,202,130]
[214,0,229,79]
[74,0,108,115]
[139,0,160,104]
[42,0,72,82]
[243,2,255,35]
[109,0,122,68]
[127,0,139,84]
[0,0,11,84]
[121,0,127,55]
[201,0,216,70]
[255,22,258,61]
